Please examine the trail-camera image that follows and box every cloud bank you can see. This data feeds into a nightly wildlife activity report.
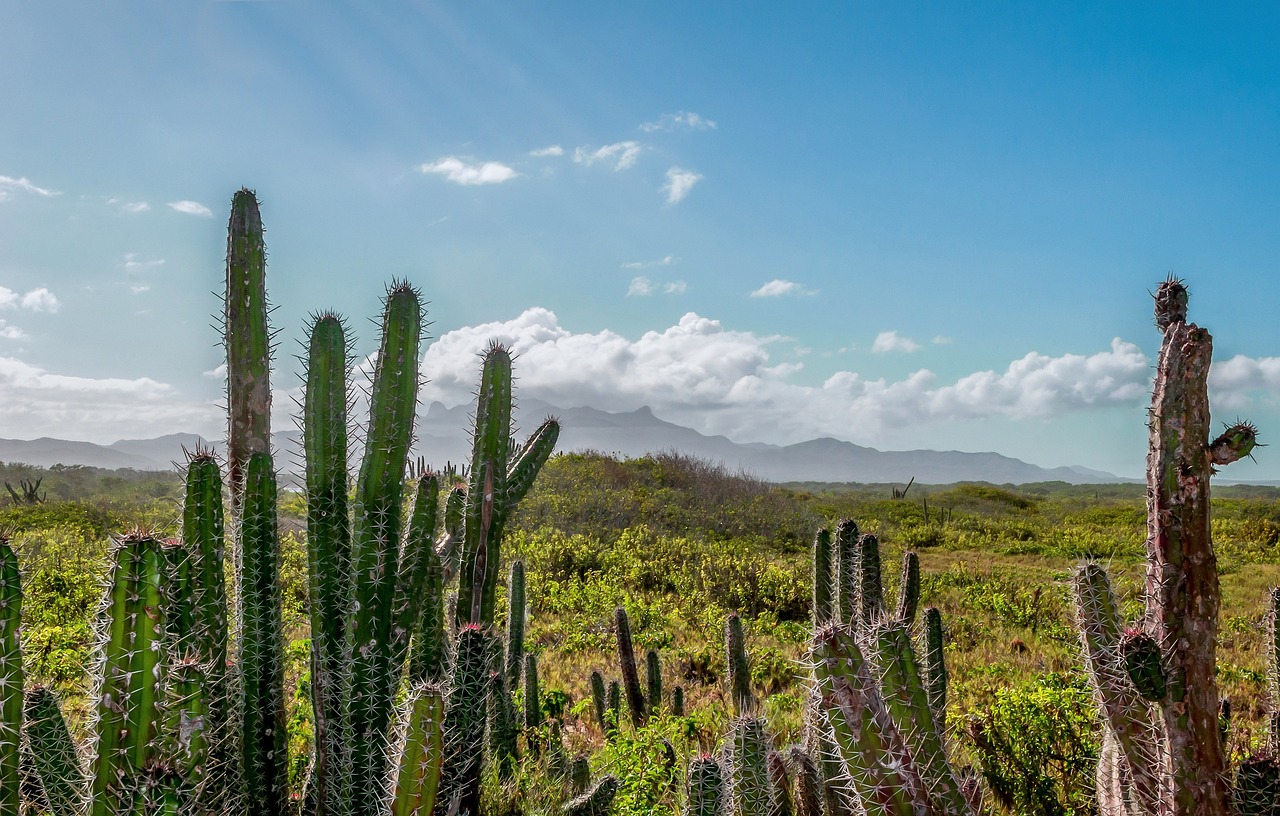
[419,308,1158,446]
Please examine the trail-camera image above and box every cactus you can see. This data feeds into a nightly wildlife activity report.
[615,606,647,728]
[0,537,21,816]
[490,670,520,780]
[685,756,725,816]
[237,452,289,816]
[562,774,618,816]
[724,716,772,816]
[1072,278,1258,816]
[921,606,947,721]
[646,649,663,717]
[1269,587,1280,752]
[391,473,442,681]
[438,625,490,816]
[726,613,754,715]
[1234,756,1280,816]
[21,688,79,816]
[389,682,445,816]
[894,551,920,626]
[590,670,608,730]
[224,187,272,513]
[506,560,527,692]
[672,685,685,718]
[856,534,885,627]
[784,747,822,816]
[768,750,794,816]
[834,519,858,625]
[161,659,210,800]
[811,527,834,627]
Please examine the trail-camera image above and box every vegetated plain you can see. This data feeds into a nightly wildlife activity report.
[6,453,1280,814]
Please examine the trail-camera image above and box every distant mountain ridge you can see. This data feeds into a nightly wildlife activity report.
[0,400,1128,484]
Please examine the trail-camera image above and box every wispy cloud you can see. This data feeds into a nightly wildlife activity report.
[530,145,564,157]
[0,286,60,313]
[932,336,953,345]
[0,175,58,198]
[420,310,1153,446]
[419,157,519,185]
[0,322,27,341]
[168,200,213,217]
[574,141,643,171]
[123,253,166,273]
[627,277,687,297]
[621,256,676,270]
[641,111,717,132]
[750,279,815,298]
[872,331,922,354]
[663,167,702,204]
[107,197,150,214]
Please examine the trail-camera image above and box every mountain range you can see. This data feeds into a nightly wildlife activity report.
[0,399,1126,484]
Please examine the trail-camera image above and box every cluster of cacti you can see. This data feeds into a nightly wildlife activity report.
[1071,277,1264,816]
[589,605,685,736]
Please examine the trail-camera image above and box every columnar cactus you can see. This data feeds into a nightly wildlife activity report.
[726,613,754,715]
[1072,278,1258,816]
[615,606,647,728]
[389,682,445,816]
[21,687,79,816]
[685,756,725,816]
[0,537,20,816]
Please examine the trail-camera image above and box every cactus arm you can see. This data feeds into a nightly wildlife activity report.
[391,473,441,680]
[506,418,560,507]
[834,520,859,626]
[390,682,444,816]
[811,625,924,816]
[872,626,971,815]
[524,652,543,733]
[0,538,21,816]
[88,537,142,816]
[348,283,422,805]
[921,607,948,723]
[406,537,446,686]
[725,716,772,816]
[224,187,272,513]
[894,551,920,627]
[1072,563,1162,814]
[238,453,289,816]
[160,541,194,654]
[811,527,833,627]
[504,559,526,693]
[856,534,885,628]
[615,606,647,727]
[125,538,165,773]
[1144,279,1228,814]
[162,659,209,797]
[685,756,725,816]
[22,688,80,816]
[303,312,354,816]
[784,747,822,816]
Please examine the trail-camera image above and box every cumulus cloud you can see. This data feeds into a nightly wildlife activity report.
[574,141,642,171]
[750,279,815,298]
[419,157,519,185]
[0,286,60,313]
[641,111,717,132]
[419,309,1154,446]
[621,256,675,270]
[663,167,702,204]
[0,355,220,442]
[872,331,921,354]
[1210,354,1280,409]
[530,145,564,157]
[168,200,213,217]
[0,176,58,198]
[0,322,27,340]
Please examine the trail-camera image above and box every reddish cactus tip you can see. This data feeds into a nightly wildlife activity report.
[1153,275,1189,331]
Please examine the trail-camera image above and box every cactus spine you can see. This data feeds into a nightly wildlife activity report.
[0,537,20,816]
[21,688,79,816]
[224,187,271,513]
[685,756,725,816]
[725,716,771,816]
[1072,278,1259,816]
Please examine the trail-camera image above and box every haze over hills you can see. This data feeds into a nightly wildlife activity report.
[0,400,1132,484]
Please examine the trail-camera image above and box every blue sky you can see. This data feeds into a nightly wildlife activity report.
[1,3,1278,479]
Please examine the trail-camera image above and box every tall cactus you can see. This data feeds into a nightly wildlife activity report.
[615,606,647,728]
[21,688,79,816]
[0,537,21,816]
[1073,278,1258,816]
[224,187,272,513]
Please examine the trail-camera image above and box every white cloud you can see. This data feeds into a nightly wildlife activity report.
[122,201,150,213]
[872,331,922,354]
[0,176,58,197]
[530,145,564,157]
[20,288,59,313]
[663,281,688,294]
[574,141,643,171]
[641,111,717,132]
[168,200,213,217]
[0,356,220,442]
[1209,354,1280,409]
[0,322,27,340]
[123,253,166,273]
[627,277,654,297]
[621,256,675,270]
[419,310,1154,446]
[750,279,815,298]
[419,157,519,185]
[203,363,227,379]
[932,336,953,345]
[663,167,702,204]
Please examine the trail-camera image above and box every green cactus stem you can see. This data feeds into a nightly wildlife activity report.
[22,688,79,816]
[922,606,948,722]
[391,473,441,682]
[685,756,725,816]
[646,649,663,717]
[238,453,288,816]
[672,685,685,718]
[506,560,527,692]
[390,682,445,816]
[1120,629,1167,702]
[768,750,794,816]
[606,682,621,736]
[590,671,608,730]
[834,520,859,625]
[726,613,754,715]
[894,551,920,626]
[406,528,447,688]
[1234,755,1280,816]
[490,670,520,780]
[439,625,489,816]
[302,311,353,816]
[857,534,884,627]
[348,283,423,805]
[811,527,834,627]
[0,537,21,816]
[725,716,771,816]
[570,755,591,795]
[224,187,271,513]
[562,774,618,816]
[784,747,821,816]
[615,606,647,728]
[1270,587,1280,752]
[162,659,209,795]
